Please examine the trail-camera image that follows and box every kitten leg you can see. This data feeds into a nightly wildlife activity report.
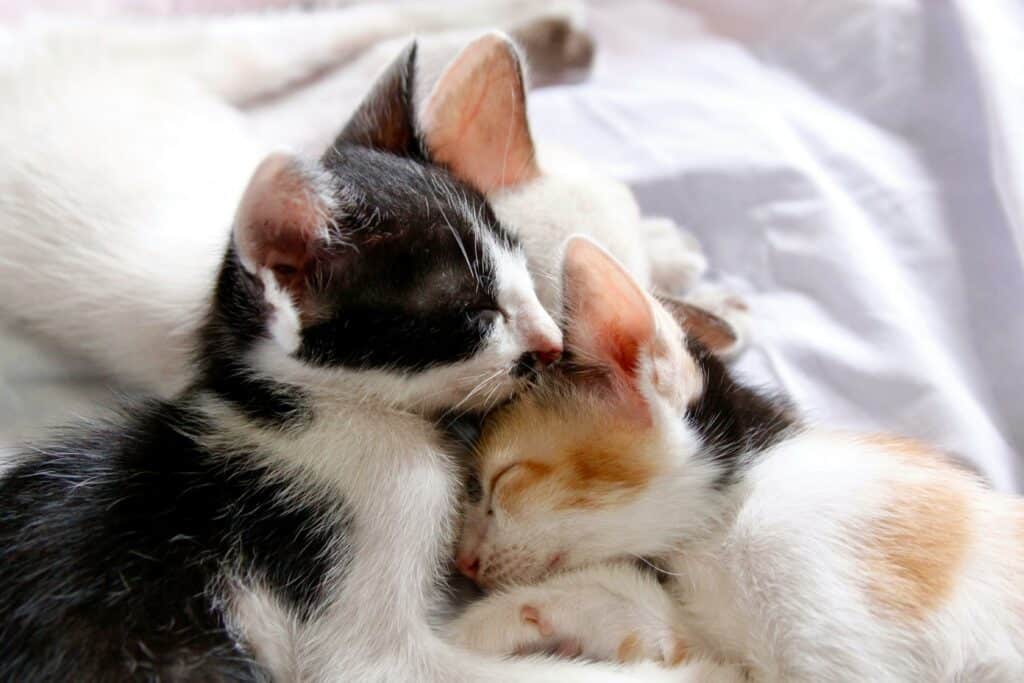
[507,15,595,87]
[19,0,587,106]
[449,562,689,667]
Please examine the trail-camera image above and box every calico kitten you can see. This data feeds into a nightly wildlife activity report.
[0,41,572,681]
[451,237,1024,682]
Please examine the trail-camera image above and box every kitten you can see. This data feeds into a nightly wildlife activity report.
[451,237,1024,682]
[0,39,696,682]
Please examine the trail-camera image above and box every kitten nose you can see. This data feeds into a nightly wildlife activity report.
[521,318,563,366]
[515,294,563,366]
[513,348,562,377]
[531,348,561,368]
[455,553,480,582]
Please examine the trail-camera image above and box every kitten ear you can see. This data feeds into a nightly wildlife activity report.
[233,152,331,294]
[655,294,742,357]
[420,32,540,193]
[333,42,422,158]
[561,236,656,388]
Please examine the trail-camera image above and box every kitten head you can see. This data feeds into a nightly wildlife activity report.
[201,37,560,415]
[455,237,794,588]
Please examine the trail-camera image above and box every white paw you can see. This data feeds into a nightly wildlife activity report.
[641,217,708,294]
[448,564,689,666]
[514,601,688,666]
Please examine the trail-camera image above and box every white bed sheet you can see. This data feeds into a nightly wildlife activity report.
[526,0,1023,489]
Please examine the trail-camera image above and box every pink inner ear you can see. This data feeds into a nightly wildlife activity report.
[234,153,326,292]
[421,32,540,193]
[562,237,655,387]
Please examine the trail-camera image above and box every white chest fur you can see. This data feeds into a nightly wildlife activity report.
[206,398,461,680]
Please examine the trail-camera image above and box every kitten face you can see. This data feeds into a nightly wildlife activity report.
[249,153,558,411]
[457,377,690,588]
[203,40,562,414]
[455,238,788,588]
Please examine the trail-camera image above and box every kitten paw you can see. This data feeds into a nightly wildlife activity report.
[448,563,688,666]
[641,217,708,294]
[510,16,595,87]
[515,599,688,666]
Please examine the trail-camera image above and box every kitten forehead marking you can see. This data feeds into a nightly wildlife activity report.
[482,387,662,514]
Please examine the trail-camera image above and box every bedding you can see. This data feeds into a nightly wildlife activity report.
[1,0,1021,491]
[525,0,1024,491]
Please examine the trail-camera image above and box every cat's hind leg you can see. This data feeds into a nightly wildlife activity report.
[15,0,589,105]
[642,217,709,295]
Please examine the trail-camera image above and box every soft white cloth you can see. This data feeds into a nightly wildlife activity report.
[528,0,1023,489]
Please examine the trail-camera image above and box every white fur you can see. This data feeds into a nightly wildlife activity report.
[491,147,654,314]
[260,270,303,355]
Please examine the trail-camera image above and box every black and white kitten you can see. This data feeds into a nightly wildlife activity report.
[0,42,668,682]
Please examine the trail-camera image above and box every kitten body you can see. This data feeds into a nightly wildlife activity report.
[453,238,1024,682]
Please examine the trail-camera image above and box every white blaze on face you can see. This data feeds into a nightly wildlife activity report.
[492,245,563,362]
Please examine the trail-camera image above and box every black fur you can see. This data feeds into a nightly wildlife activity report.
[685,340,799,487]
[0,402,349,682]
[303,41,517,372]
[201,42,520,388]
[198,248,312,428]
[300,146,511,371]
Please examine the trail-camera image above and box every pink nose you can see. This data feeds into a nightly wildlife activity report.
[520,309,563,368]
[455,554,480,582]
[526,333,562,369]
[531,345,562,368]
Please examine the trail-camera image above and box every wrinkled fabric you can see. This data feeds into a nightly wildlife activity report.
[529,0,1023,489]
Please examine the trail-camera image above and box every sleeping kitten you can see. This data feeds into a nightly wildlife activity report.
[0,5,704,401]
[0,39,698,682]
[451,237,1024,682]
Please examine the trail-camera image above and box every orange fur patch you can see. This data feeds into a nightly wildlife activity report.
[481,388,661,516]
[860,434,956,471]
[495,462,553,514]
[668,637,689,666]
[863,478,971,621]
[616,633,642,663]
[561,446,656,510]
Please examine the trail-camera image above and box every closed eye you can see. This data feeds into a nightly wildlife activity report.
[467,308,501,333]
[487,462,520,494]
[485,463,519,516]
